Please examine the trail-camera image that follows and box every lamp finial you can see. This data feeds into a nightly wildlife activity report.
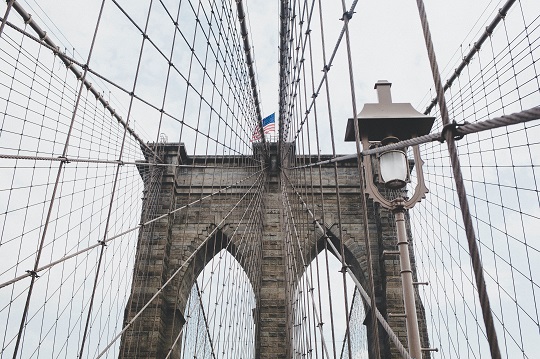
[374,80,392,104]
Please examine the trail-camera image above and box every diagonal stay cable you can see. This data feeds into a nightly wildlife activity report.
[423,0,517,115]
[281,170,413,359]
[280,0,360,157]
[288,105,540,170]
[3,1,159,160]
[0,169,264,290]
[0,13,251,157]
[0,153,263,167]
[166,174,265,358]
[95,170,264,358]
[235,0,265,145]
[415,0,502,357]
[194,281,217,359]
[281,182,332,359]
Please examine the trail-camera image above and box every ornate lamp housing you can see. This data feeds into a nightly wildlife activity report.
[345,80,435,209]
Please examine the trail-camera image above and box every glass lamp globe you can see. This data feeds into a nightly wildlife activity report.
[379,149,409,189]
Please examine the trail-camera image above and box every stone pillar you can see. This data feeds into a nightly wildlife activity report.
[119,144,185,359]
[119,143,430,359]
[253,141,289,358]
[257,190,287,358]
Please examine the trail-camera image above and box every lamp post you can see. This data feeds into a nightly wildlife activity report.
[345,81,434,359]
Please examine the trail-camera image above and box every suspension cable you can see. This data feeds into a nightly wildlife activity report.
[0,169,264,290]
[95,171,265,358]
[289,105,540,169]
[4,0,159,160]
[423,0,517,115]
[282,170,413,359]
[415,0,503,357]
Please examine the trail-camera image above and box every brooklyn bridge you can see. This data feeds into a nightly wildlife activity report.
[0,0,539,358]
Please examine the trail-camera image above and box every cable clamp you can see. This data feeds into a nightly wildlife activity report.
[24,14,33,25]
[26,270,39,278]
[439,121,467,142]
[340,11,353,21]
[58,156,70,163]
[98,240,107,247]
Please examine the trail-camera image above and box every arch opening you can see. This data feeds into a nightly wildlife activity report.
[179,249,256,359]
[292,248,369,359]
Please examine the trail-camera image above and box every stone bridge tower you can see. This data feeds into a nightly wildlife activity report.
[119,142,430,359]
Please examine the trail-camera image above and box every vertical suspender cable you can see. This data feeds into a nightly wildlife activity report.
[337,1,382,358]
[414,1,503,358]
[10,1,107,357]
[0,0,15,37]
[422,0,517,115]
[79,0,158,355]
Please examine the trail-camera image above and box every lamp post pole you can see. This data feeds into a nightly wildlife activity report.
[393,199,422,359]
[346,81,435,359]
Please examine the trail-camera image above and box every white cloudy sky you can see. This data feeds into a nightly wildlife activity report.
[244,0,518,156]
[245,0,508,142]
[3,0,514,155]
[1,0,537,357]
[247,0,503,108]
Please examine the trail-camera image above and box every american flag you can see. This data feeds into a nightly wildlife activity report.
[252,113,275,141]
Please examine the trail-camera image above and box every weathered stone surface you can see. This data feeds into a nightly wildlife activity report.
[120,143,430,359]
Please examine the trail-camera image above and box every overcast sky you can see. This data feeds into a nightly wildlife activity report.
[245,0,509,140]
[244,0,519,156]
[1,0,538,358]
[5,0,516,155]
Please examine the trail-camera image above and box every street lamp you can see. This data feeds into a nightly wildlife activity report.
[345,80,434,359]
